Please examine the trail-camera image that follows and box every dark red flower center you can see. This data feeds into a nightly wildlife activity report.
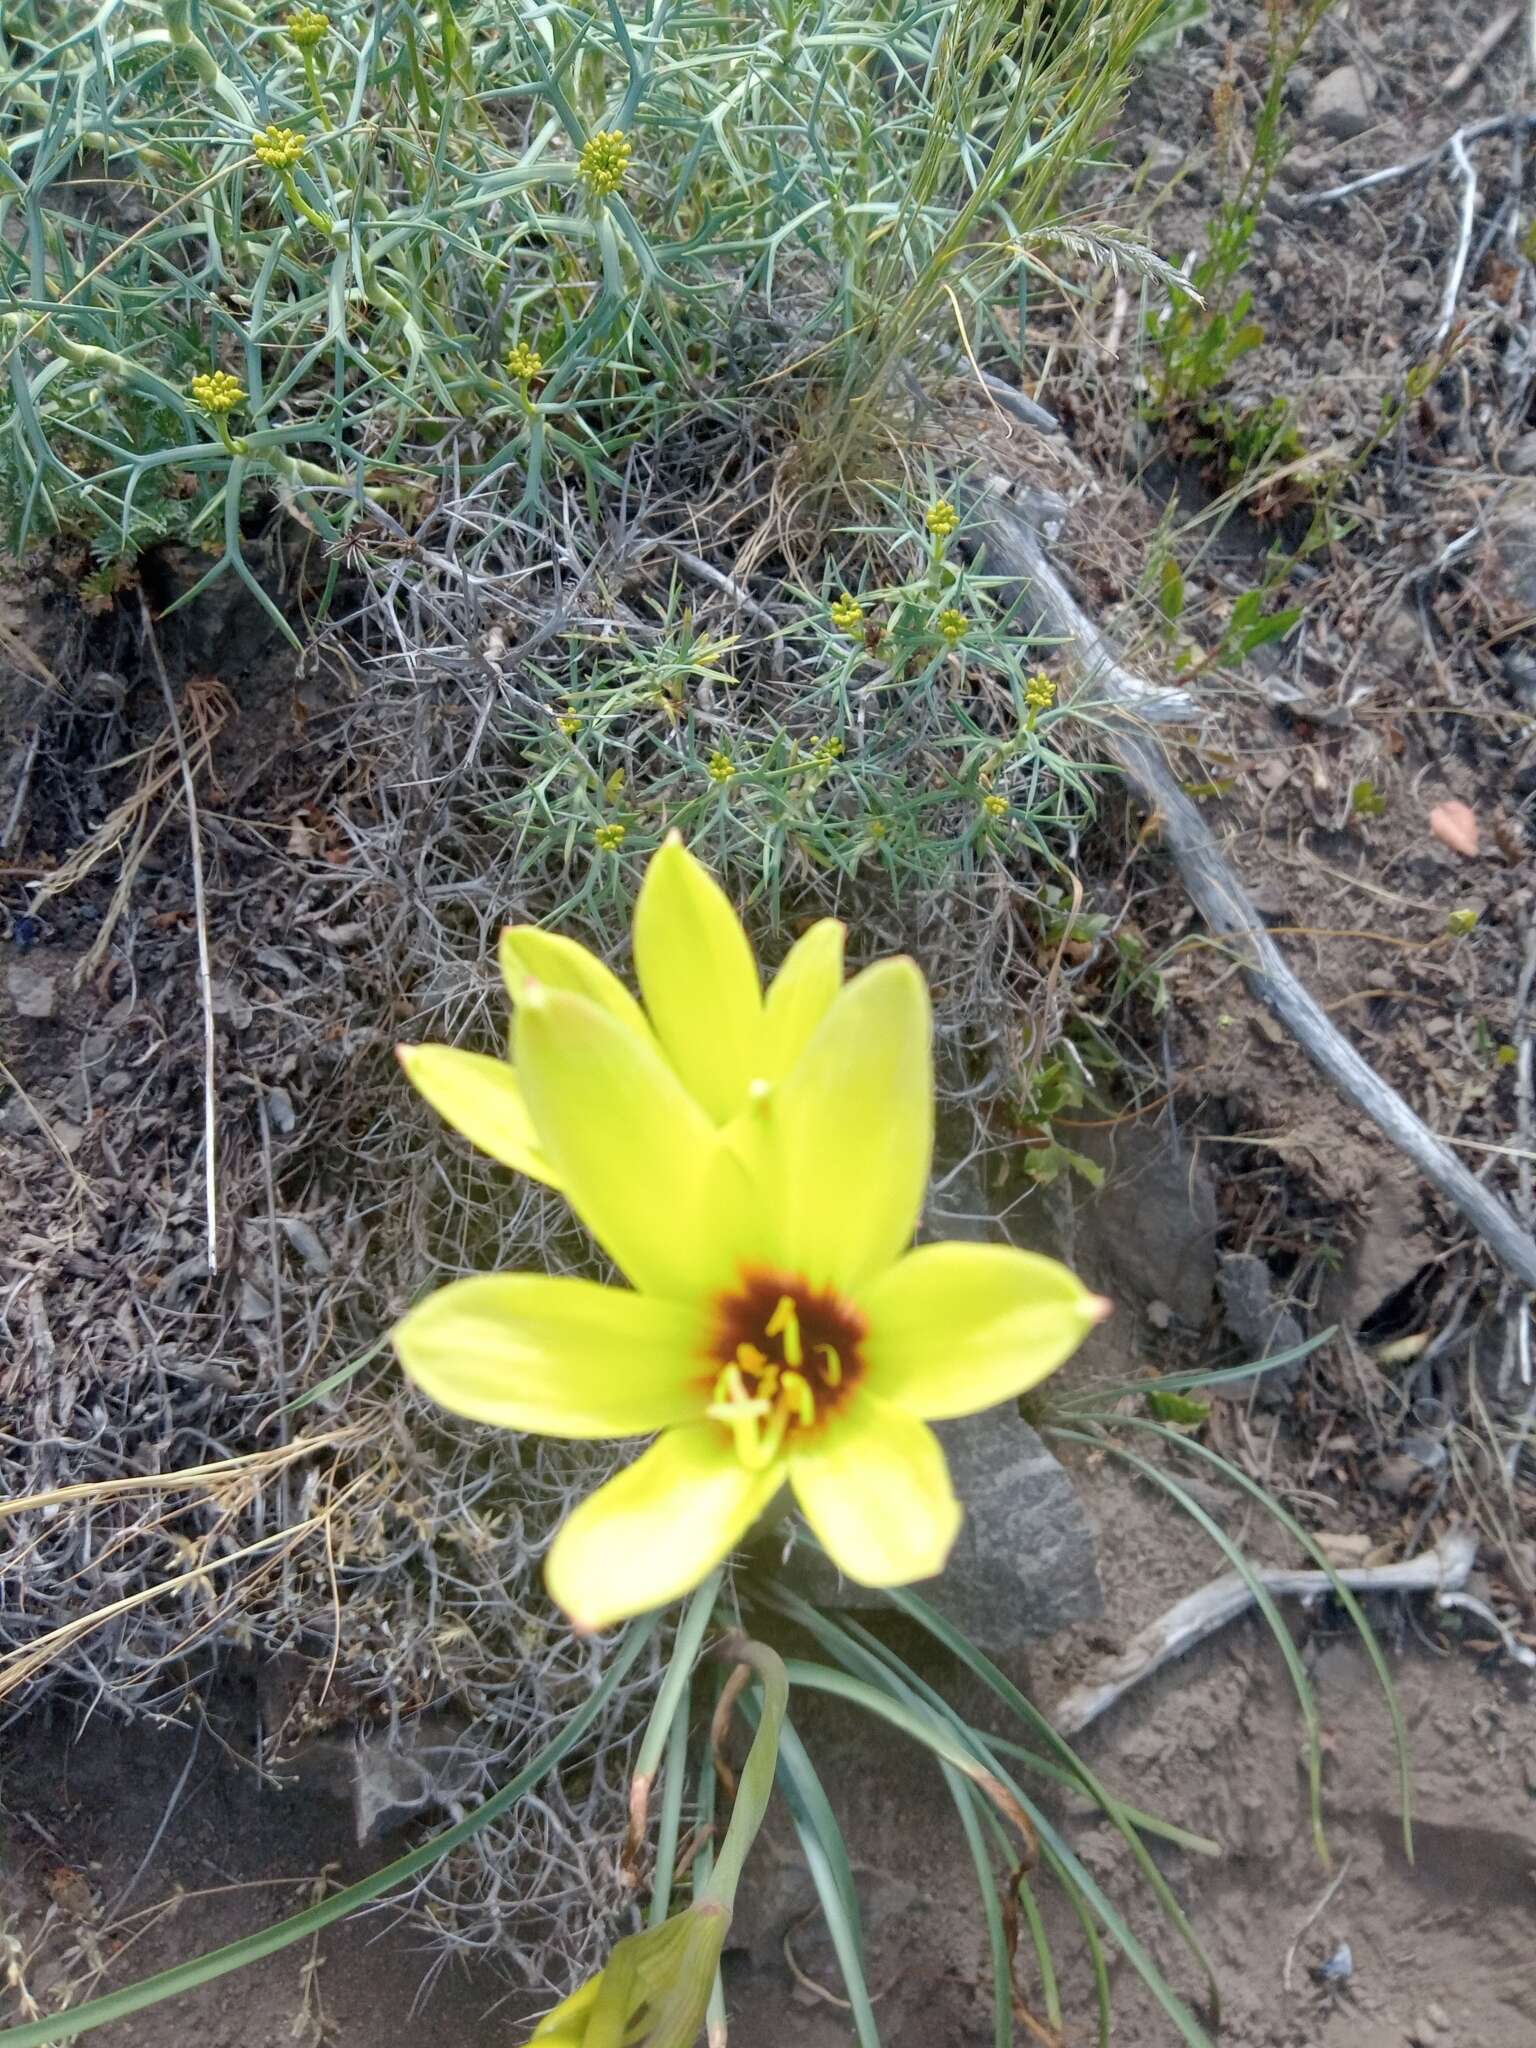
[704,1268,867,1465]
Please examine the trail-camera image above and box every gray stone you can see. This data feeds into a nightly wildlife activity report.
[1141,139,1186,189]
[1215,1253,1305,1397]
[1309,64,1376,141]
[779,1407,1103,1648]
[6,961,57,1018]
[1068,1119,1218,1329]
[1486,483,1536,612]
[350,1718,479,1842]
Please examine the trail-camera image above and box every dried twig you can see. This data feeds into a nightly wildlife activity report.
[1435,129,1479,346]
[1281,1856,1352,1993]
[140,597,219,1276]
[962,482,1536,1295]
[1294,110,1536,208]
[962,485,1198,723]
[1054,1528,1478,1736]
[1443,5,1520,97]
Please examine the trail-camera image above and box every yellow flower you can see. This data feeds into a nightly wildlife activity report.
[707,750,736,783]
[1024,670,1056,712]
[579,129,631,198]
[807,734,843,768]
[925,498,960,542]
[982,793,1008,819]
[937,607,968,645]
[253,124,307,169]
[506,341,544,384]
[531,1902,728,2048]
[285,7,329,48]
[830,592,865,636]
[392,837,1106,1631]
[190,370,246,418]
[594,821,627,852]
[557,711,583,737]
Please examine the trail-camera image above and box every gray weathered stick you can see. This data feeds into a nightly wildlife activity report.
[962,481,1536,1294]
[1055,1527,1477,1735]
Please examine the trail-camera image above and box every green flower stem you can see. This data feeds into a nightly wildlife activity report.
[301,49,334,132]
[159,0,250,123]
[279,167,333,236]
[696,1635,788,1911]
[159,0,217,86]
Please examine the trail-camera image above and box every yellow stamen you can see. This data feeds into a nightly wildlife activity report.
[779,1369,815,1428]
[735,1341,769,1375]
[706,1364,774,1468]
[765,1294,803,1368]
[817,1342,842,1388]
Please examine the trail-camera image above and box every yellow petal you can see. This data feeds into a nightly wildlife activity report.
[760,919,845,1081]
[633,834,761,1123]
[515,984,736,1299]
[789,1395,958,1586]
[499,926,652,1041]
[398,1044,560,1185]
[392,1273,705,1436]
[545,1425,782,1630]
[861,1241,1103,1418]
[530,1974,600,2044]
[761,957,932,1289]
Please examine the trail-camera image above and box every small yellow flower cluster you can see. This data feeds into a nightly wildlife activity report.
[253,124,307,170]
[506,341,544,384]
[707,750,736,783]
[190,370,246,418]
[982,793,1009,820]
[1024,670,1056,712]
[594,821,627,852]
[580,129,631,198]
[937,607,968,645]
[830,592,864,636]
[807,734,843,768]
[925,498,959,542]
[285,7,329,49]
[557,711,582,737]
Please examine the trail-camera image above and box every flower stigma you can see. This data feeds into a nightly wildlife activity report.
[705,1269,866,1471]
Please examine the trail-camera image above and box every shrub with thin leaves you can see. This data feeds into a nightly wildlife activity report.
[4,0,1176,639]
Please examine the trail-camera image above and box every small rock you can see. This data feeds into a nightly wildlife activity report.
[208,977,252,1029]
[1309,64,1377,141]
[1500,431,1536,478]
[1277,147,1327,192]
[1215,1253,1305,1395]
[1370,595,1423,667]
[1141,139,1186,188]
[1485,481,1536,612]
[6,961,57,1019]
[1397,275,1430,311]
[351,1717,478,1842]
[1284,65,1315,112]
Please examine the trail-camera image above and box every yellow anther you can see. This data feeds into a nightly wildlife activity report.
[817,1342,842,1388]
[780,1369,815,1428]
[735,1341,769,1376]
[765,1294,803,1367]
[707,1364,773,1466]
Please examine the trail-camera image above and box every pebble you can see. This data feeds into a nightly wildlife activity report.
[6,961,57,1019]
[1309,63,1377,141]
